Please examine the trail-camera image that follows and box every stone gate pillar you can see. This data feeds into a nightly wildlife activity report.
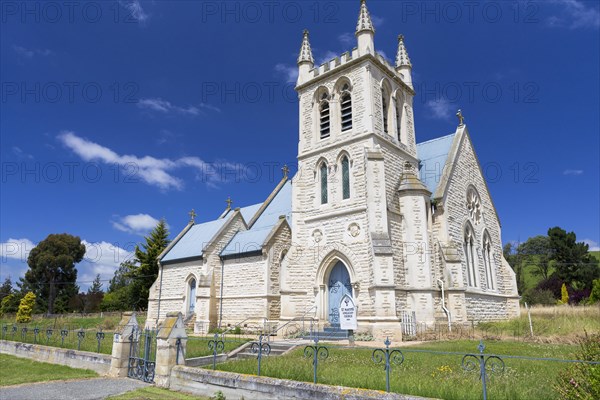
[154,312,187,387]
[109,312,139,377]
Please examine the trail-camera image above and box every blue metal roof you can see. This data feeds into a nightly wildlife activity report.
[239,203,262,224]
[417,133,456,195]
[221,181,292,257]
[161,218,228,262]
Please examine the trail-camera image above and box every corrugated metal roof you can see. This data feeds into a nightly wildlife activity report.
[240,203,262,224]
[161,218,228,262]
[417,133,455,195]
[221,181,292,257]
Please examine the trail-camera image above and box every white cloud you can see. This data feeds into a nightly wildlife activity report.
[80,240,134,291]
[112,214,163,235]
[12,146,33,159]
[547,0,600,29]
[563,169,584,176]
[582,239,600,252]
[13,45,52,59]
[58,131,233,190]
[371,15,385,29]
[274,63,298,84]
[120,0,150,23]
[425,98,454,120]
[137,98,220,116]
[316,50,339,66]
[338,32,354,46]
[0,238,35,262]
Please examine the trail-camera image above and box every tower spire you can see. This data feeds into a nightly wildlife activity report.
[355,0,375,56]
[297,29,314,65]
[395,34,413,88]
[395,35,412,68]
[355,0,375,35]
[297,29,314,86]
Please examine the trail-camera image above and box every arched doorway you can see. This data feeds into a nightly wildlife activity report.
[188,279,196,315]
[327,261,352,327]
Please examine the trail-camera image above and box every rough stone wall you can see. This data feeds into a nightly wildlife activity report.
[441,130,519,319]
[220,255,267,324]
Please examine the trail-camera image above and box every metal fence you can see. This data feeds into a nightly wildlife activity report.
[1,323,111,354]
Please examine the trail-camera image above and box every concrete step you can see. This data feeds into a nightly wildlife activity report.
[229,341,297,360]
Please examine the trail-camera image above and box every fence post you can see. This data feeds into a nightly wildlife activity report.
[155,312,187,387]
[109,312,139,378]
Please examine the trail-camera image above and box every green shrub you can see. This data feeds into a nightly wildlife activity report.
[522,288,556,305]
[211,390,226,400]
[16,292,36,323]
[554,332,600,399]
[589,279,600,304]
[0,294,19,317]
[558,283,570,305]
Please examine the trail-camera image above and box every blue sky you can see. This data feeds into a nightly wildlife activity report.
[1,0,599,290]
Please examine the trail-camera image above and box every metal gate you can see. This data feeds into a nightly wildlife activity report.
[127,328,156,383]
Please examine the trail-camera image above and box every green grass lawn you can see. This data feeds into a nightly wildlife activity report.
[186,337,250,358]
[0,354,97,386]
[107,387,210,400]
[213,340,582,400]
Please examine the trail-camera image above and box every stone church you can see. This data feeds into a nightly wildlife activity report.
[146,1,520,339]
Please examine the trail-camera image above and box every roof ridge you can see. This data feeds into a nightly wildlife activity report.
[417,133,455,146]
[246,177,289,228]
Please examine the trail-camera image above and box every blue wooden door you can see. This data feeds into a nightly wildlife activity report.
[189,279,196,314]
[328,262,352,327]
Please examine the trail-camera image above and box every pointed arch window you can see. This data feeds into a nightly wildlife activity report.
[464,224,477,287]
[396,92,404,142]
[319,93,330,139]
[483,233,495,290]
[341,156,350,200]
[340,84,353,132]
[381,88,389,134]
[320,163,328,204]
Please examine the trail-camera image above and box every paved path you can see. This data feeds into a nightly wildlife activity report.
[0,377,149,400]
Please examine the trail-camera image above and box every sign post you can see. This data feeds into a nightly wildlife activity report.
[339,294,357,330]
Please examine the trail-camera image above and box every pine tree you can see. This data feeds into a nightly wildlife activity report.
[129,220,170,310]
[88,274,103,295]
[0,277,13,302]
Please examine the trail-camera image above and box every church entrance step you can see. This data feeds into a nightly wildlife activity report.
[303,327,349,341]
[230,341,298,360]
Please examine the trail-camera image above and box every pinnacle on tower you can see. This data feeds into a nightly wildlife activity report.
[395,35,412,68]
[297,29,314,65]
[355,0,375,35]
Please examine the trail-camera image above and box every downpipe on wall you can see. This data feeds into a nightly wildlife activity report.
[437,279,452,332]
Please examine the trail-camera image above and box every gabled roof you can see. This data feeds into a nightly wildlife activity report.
[221,180,292,257]
[161,217,229,263]
[416,133,455,195]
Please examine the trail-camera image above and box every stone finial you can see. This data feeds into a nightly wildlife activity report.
[188,209,197,223]
[356,0,375,35]
[282,164,289,179]
[297,29,314,65]
[456,109,465,126]
[395,34,412,68]
[226,197,232,209]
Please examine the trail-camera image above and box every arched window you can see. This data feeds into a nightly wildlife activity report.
[341,156,350,199]
[340,84,352,132]
[464,224,477,287]
[320,163,328,204]
[483,233,495,290]
[381,88,389,134]
[396,91,404,142]
[319,93,330,139]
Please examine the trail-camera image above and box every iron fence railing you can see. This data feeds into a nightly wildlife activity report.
[1,323,111,354]
[201,338,600,399]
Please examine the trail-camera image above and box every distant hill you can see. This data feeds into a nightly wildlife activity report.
[591,251,600,262]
